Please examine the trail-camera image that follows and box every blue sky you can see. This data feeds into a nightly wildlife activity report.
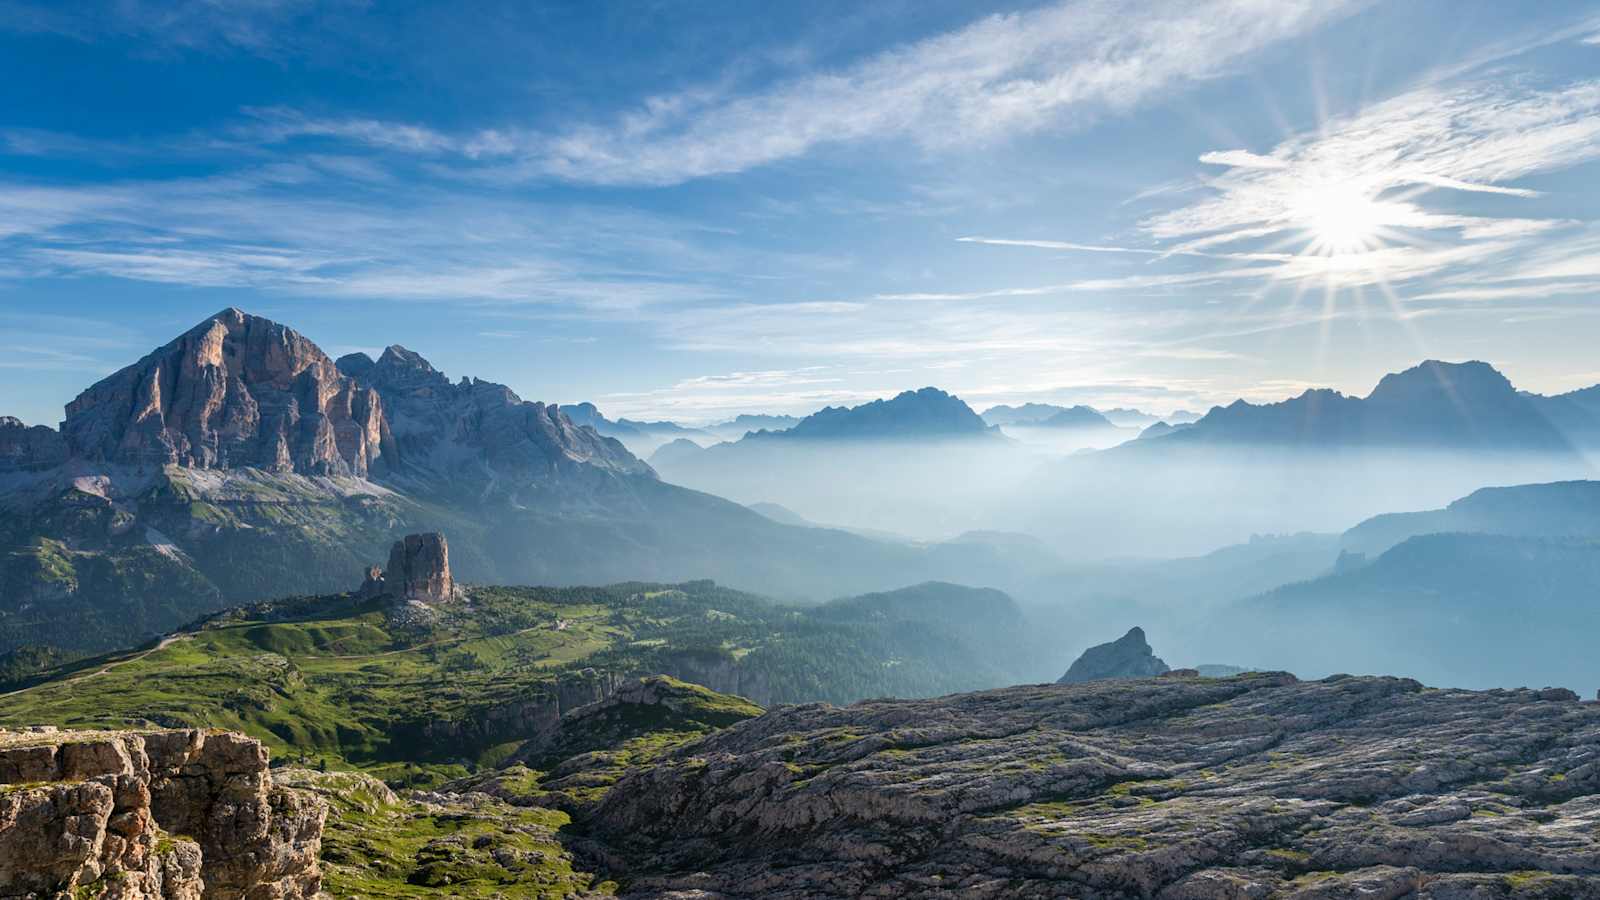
[4,0,1600,426]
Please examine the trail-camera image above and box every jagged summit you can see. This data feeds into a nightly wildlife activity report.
[51,308,650,488]
[1057,626,1171,683]
[1151,359,1575,453]
[60,307,393,477]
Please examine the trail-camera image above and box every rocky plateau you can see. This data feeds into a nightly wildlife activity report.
[580,672,1600,898]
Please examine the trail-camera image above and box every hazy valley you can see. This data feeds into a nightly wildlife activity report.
[7,2,1600,896]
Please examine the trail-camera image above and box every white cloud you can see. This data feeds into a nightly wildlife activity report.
[1146,79,1600,243]
[1198,150,1287,169]
[243,0,1357,187]
[965,75,1600,295]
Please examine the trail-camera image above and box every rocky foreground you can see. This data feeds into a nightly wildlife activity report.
[0,728,324,899]
[584,672,1600,899]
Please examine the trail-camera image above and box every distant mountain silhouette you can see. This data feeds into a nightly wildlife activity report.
[1528,385,1600,451]
[562,402,713,455]
[704,413,802,441]
[1144,361,1578,453]
[1341,480,1600,557]
[1230,531,1600,689]
[755,387,997,441]
[1137,421,1193,440]
[1037,406,1117,430]
[648,437,707,467]
[982,403,1073,426]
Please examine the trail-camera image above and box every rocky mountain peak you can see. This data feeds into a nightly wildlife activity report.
[781,386,994,440]
[0,415,67,472]
[1365,359,1515,405]
[1057,626,1171,683]
[59,308,393,477]
[334,351,375,378]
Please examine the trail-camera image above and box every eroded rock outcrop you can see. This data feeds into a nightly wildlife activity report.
[384,532,453,603]
[1058,625,1170,683]
[585,673,1600,899]
[60,308,394,477]
[0,727,325,899]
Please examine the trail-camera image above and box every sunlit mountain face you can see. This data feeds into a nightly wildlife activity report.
[7,4,1600,898]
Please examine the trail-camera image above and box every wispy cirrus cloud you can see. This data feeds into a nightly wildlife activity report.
[1146,78,1600,246]
[219,0,1364,187]
[962,74,1600,299]
[0,162,818,308]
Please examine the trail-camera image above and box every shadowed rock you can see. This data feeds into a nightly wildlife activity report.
[384,532,453,603]
[1058,626,1171,683]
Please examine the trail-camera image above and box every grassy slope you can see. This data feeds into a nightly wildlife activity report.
[3,578,1036,792]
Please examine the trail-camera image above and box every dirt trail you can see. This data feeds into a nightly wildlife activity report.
[0,633,192,699]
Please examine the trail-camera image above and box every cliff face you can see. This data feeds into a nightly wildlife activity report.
[60,308,393,477]
[0,727,325,899]
[383,532,454,603]
[339,344,652,495]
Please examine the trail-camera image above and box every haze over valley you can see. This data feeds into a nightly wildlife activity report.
[4,2,1600,897]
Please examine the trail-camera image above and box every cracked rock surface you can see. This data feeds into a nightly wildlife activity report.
[585,673,1600,899]
[0,728,324,899]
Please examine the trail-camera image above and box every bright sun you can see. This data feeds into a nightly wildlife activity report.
[1291,184,1390,255]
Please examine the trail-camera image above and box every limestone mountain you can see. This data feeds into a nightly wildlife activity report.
[649,387,1022,538]
[0,310,1045,658]
[980,402,1075,426]
[62,308,393,477]
[336,344,650,499]
[1147,360,1579,453]
[0,416,67,471]
[1057,626,1170,683]
[763,386,996,441]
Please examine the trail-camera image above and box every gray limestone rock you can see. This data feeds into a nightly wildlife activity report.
[1059,626,1171,683]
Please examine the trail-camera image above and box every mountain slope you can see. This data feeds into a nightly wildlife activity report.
[769,387,997,441]
[0,577,1054,768]
[0,310,1039,656]
[648,387,1029,538]
[1205,532,1600,689]
[1150,360,1576,452]
[1341,480,1600,557]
